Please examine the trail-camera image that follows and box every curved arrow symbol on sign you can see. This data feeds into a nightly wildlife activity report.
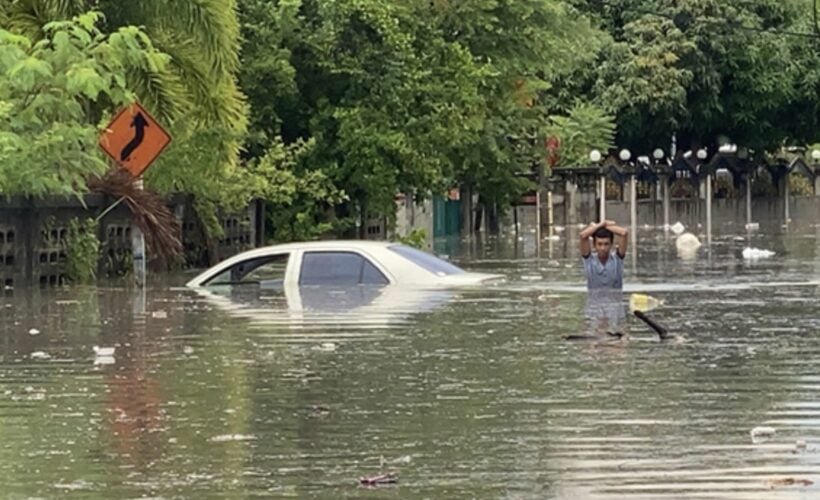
[120,112,149,161]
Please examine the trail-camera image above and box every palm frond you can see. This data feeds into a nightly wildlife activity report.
[42,0,87,19]
[88,168,183,266]
[2,6,47,39]
[144,26,246,167]
[146,0,240,77]
[125,51,192,126]
[1,0,90,38]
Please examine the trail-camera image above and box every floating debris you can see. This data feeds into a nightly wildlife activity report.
[55,479,93,491]
[766,477,813,488]
[28,328,40,335]
[675,232,701,250]
[750,426,776,443]
[92,346,115,357]
[308,405,331,417]
[94,356,115,366]
[30,351,50,360]
[209,434,256,443]
[359,472,398,486]
[742,247,775,260]
[629,293,663,313]
[151,310,168,319]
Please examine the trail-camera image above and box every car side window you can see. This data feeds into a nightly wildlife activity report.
[207,254,289,286]
[361,259,389,285]
[299,252,388,286]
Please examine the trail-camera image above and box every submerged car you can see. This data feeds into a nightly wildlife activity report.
[186,240,502,289]
[185,241,503,328]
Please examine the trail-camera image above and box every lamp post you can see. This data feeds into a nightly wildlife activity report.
[696,148,711,246]
[619,148,639,268]
[590,149,604,220]
[812,149,820,196]
[738,147,754,229]
[652,148,670,231]
[619,149,637,240]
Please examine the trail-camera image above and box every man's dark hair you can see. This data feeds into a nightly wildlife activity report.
[593,227,613,242]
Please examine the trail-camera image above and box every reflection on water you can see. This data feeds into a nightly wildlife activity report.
[584,289,627,335]
[0,226,819,498]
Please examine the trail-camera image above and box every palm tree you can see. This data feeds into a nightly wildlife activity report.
[1,0,248,266]
[0,0,246,166]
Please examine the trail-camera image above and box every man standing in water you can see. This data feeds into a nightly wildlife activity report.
[579,219,628,289]
[579,220,629,336]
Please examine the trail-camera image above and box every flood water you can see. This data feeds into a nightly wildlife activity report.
[2,223,820,498]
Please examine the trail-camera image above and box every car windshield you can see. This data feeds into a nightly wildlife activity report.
[388,245,464,276]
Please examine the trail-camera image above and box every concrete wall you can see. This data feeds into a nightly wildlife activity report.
[0,196,263,287]
[393,196,434,240]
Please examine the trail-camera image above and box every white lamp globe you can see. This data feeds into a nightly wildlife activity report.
[589,149,602,163]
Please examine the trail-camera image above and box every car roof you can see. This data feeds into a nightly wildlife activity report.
[235,240,397,256]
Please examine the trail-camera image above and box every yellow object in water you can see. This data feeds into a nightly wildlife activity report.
[629,293,663,313]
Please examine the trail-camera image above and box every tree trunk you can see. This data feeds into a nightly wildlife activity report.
[473,198,484,233]
[488,202,500,233]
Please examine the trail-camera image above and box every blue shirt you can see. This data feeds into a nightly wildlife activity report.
[583,250,624,289]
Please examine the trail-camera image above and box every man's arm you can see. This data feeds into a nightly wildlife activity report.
[606,223,629,258]
[579,221,605,258]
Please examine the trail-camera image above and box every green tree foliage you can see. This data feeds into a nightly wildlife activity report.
[1,2,272,240]
[0,13,165,196]
[5,0,820,244]
[239,0,489,232]
[239,0,602,231]
[2,0,247,156]
[64,217,100,283]
[546,103,616,167]
[568,0,820,153]
[431,0,601,203]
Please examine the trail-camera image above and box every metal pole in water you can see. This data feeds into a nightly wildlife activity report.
[535,190,541,255]
[600,176,606,221]
[630,175,637,242]
[548,190,555,258]
[706,174,712,247]
[547,190,554,231]
[746,177,752,228]
[663,179,670,231]
[784,174,790,226]
[132,179,146,288]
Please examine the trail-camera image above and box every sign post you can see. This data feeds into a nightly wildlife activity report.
[99,102,171,287]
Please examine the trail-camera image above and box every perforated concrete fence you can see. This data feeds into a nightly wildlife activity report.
[0,196,263,287]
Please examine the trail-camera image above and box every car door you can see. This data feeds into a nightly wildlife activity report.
[204,252,291,287]
[196,251,295,308]
[297,251,389,286]
[294,250,391,311]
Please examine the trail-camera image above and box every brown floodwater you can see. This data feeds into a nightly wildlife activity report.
[1,223,819,498]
